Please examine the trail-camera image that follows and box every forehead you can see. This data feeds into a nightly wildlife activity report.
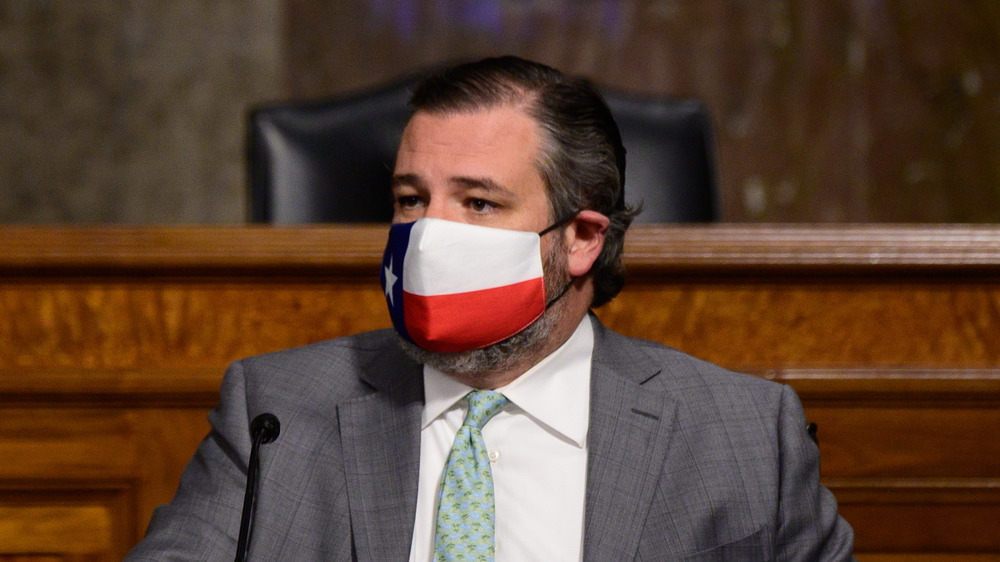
[396,106,545,179]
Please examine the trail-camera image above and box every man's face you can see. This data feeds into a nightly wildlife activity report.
[389,106,572,380]
[391,106,553,233]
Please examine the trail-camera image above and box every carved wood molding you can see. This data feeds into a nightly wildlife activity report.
[625,224,1000,274]
[0,367,222,407]
[3,366,998,407]
[765,368,1000,406]
[4,225,1000,277]
[826,477,1000,503]
[0,225,388,277]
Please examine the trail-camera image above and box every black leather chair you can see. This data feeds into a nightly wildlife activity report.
[247,76,417,223]
[248,79,719,223]
[603,93,719,222]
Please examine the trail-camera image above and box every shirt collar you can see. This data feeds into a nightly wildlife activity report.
[421,316,594,447]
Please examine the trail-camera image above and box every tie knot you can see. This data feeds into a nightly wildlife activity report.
[463,390,508,430]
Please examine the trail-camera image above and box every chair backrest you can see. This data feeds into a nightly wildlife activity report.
[248,81,719,223]
[603,93,720,222]
[248,77,416,223]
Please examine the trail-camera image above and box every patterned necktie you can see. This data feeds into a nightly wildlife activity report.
[434,390,509,561]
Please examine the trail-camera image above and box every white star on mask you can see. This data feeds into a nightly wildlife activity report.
[384,256,398,307]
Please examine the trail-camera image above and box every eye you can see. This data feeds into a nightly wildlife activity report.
[468,198,496,212]
[396,195,423,209]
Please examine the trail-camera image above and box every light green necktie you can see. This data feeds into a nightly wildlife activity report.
[434,390,509,561]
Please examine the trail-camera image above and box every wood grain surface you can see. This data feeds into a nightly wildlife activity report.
[1,225,998,560]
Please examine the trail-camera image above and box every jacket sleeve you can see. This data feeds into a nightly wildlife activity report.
[125,360,253,561]
[774,384,856,561]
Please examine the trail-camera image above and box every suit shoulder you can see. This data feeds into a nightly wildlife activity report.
[601,327,782,399]
[242,328,400,367]
[234,328,409,404]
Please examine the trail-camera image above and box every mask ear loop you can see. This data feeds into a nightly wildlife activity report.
[544,278,574,309]
[538,210,579,237]
[538,210,580,309]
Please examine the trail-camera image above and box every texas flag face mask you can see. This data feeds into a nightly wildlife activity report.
[380,217,551,353]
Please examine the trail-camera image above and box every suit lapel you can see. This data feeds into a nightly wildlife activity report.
[583,317,678,561]
[338,346,424,562]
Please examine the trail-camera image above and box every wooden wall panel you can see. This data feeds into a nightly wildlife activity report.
[0,282,388,369]
[1,225,999,558]
[0,406,210,560]
[0,502,120,561]
[813,404,1000,477]
[842,498,1000,554]
[5,278,1000,370]
[773,366,1000,558]
[606,282,1000,368]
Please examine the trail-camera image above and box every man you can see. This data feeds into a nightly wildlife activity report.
[127,56,854,560]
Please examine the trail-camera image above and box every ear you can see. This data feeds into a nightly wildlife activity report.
[564,210,610,277]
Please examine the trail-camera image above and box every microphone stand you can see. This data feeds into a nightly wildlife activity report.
[235,413,280,562]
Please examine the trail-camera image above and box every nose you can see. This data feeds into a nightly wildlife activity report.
[422,197,462,222]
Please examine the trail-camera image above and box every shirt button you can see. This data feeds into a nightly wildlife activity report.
[488,450,500,462]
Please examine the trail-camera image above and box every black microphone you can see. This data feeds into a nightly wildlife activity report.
[250,413,281,445]
[235,413,281,562]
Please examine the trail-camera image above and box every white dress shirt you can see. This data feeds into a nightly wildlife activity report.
[408,316,594,562]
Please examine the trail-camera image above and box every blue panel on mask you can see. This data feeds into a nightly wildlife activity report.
[381,221,414,344]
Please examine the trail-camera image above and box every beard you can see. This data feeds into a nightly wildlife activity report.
[394,235,572,378]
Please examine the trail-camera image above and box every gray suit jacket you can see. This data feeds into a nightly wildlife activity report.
[127,316,854,560]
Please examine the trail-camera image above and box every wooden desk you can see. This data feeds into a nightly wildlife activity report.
[1,225,998,560]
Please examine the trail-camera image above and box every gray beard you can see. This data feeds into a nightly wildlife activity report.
[394,237,571,378]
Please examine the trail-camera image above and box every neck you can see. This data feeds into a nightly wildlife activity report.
[446,281,592,390]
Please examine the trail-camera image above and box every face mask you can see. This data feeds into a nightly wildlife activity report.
[380,216,571,353]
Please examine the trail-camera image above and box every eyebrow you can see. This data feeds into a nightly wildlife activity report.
[391,173,514,197]
[452,175,512,196]
[391,173,425,191]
